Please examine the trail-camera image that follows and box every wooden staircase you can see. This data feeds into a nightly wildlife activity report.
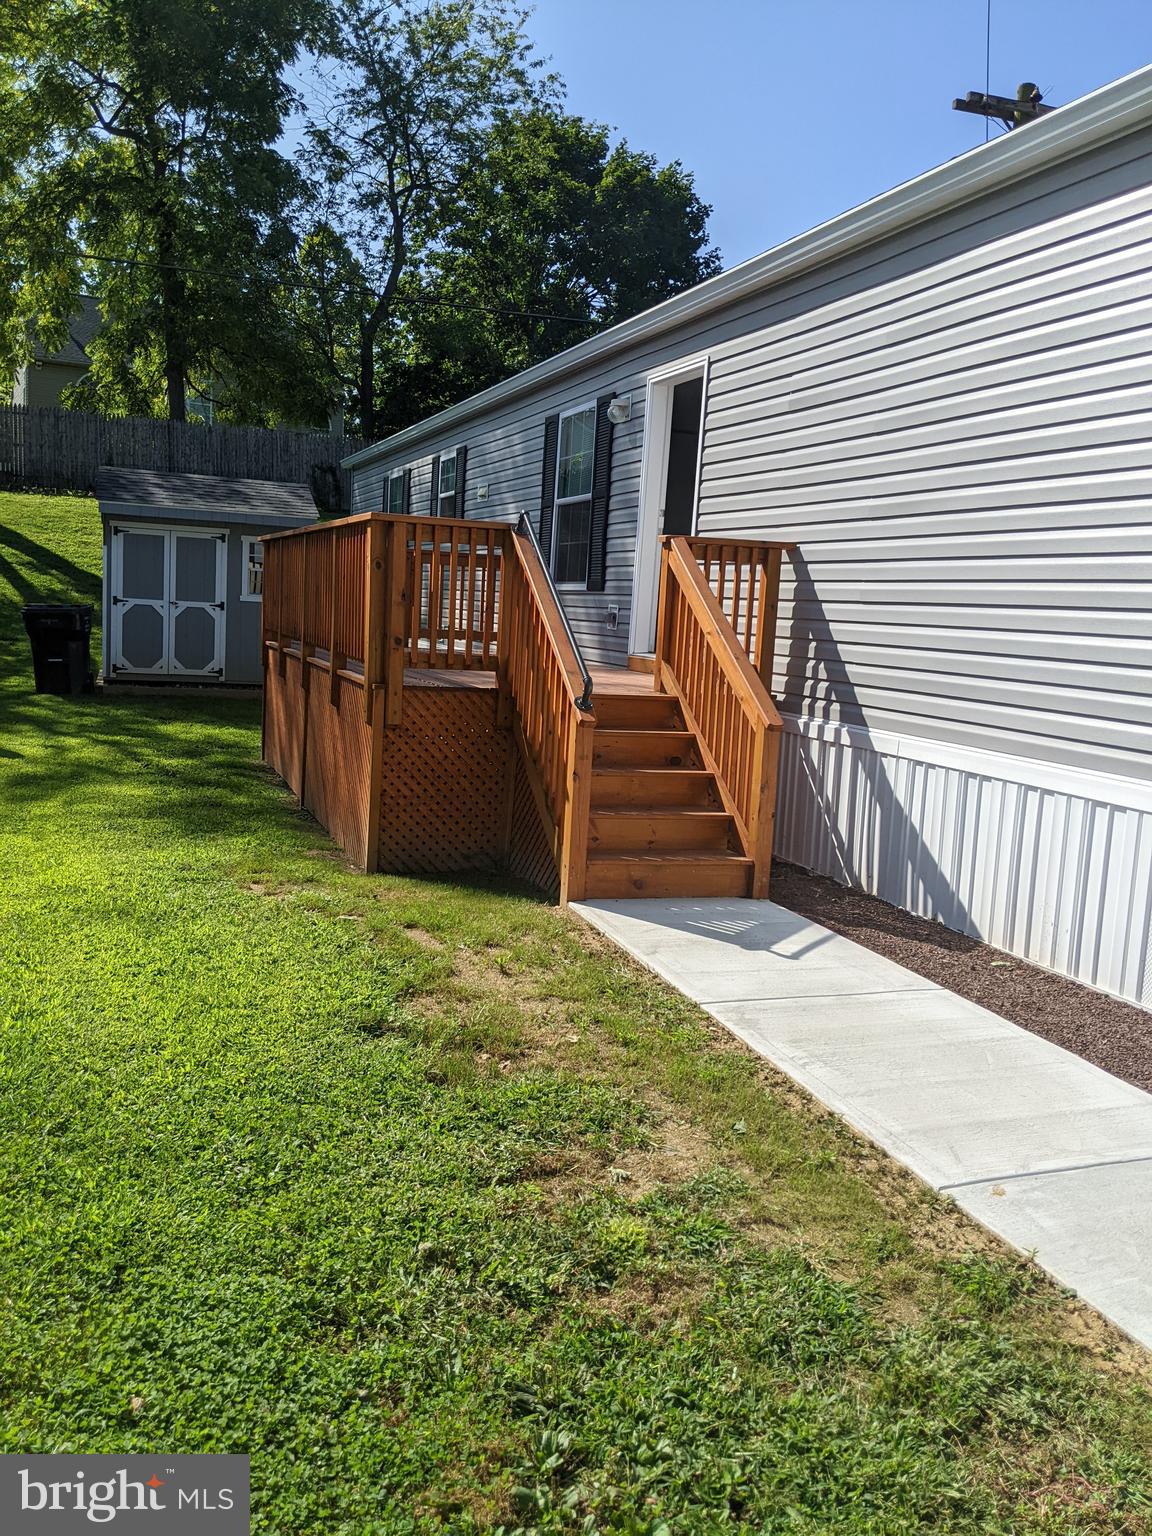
[261,514,790,904]
[585,692,753,897]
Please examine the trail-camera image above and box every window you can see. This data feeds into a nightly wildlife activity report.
[385,468,406,515]
[551,404,596,585]
[241,536,263,601]
[437,451,459,516]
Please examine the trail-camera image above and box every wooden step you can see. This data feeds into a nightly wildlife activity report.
[592,729,699,768]
[592,693,683,730]
[588,809,736,852]
[591,768,719,808]
[584,850,753,899]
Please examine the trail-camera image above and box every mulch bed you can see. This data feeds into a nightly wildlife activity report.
[771,860,1152,1094]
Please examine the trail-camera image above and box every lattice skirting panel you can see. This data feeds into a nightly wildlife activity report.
[378,687,513,875]
[507,750,559,898]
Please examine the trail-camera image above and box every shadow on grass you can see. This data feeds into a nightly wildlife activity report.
[0,670,289,846]
[0,526,102,644]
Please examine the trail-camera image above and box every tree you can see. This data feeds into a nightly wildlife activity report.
[303,0,543,438]
[0,0,324,421]
[374,108,721,433]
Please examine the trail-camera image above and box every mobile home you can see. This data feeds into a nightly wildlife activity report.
[339,69,1152,1007]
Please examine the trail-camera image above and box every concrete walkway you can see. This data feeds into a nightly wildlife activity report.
[573,898,1152,1350]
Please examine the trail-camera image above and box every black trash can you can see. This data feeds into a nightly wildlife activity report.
[21,604,95,696]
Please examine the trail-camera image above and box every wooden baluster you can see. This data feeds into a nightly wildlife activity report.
[363,518,386,723]
[445,525,460,667]
[755,547,782,694]
[463,527,478,666]
[383,518,408,726]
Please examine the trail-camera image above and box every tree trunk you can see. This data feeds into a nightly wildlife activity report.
[357,322,376,440]
[156,216,187,423]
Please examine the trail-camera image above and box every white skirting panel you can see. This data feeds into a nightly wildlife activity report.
[774,719,1152,1009]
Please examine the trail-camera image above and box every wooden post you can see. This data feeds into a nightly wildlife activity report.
[363,518,387,724]
[383,518,408,726]
[652,538,673,694]
[754,547,782,695]
[746,722,781,899]
[329,527,343,707]
[363,683,386,874]
[558,712,595,903]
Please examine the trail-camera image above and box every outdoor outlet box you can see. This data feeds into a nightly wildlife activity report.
[477,483,489,501]
[606,605,620,630]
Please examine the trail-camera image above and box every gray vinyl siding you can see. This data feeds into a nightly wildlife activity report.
[352,120,1152,777]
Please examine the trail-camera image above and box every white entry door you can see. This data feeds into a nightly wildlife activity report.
[111,525,226,677]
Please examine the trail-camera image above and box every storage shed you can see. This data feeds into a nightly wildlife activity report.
[95,468,318,685]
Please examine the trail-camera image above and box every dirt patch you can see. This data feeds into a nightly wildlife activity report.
[771,861,1152,1093]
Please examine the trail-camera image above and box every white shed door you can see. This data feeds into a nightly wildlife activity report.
[111,526,225,677]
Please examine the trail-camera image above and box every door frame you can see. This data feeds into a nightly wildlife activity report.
[628,352,710,657]
[110,522,227,677]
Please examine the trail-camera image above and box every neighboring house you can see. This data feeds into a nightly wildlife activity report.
[343,66,1152,1009]
[10,295,102,408]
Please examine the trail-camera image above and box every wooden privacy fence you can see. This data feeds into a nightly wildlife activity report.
[654,535,792,898]
[262,512,596,899]
[0,403,366,508]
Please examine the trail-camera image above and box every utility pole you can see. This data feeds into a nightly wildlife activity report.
[953,81,1054,131]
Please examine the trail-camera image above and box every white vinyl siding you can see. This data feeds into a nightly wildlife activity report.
[351,120,1152,776]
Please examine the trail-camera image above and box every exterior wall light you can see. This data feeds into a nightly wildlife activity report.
[606,394,632,425]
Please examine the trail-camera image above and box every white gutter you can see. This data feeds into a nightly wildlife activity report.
[343,64,1152,471]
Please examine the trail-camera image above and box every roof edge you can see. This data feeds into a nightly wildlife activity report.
[343,64,1152,472]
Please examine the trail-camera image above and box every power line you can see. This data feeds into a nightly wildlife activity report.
[985,0,992,143]
[38,246,601,328]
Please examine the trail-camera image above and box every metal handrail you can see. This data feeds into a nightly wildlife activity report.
[515,513,594,712]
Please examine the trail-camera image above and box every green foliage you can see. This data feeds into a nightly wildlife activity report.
[2,490,1151,1532]
[0,0,324,420]
[376,108,721,433]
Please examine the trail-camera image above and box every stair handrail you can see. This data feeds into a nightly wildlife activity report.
[501,515,598,902]
[515,513,594,712]
[654,535,784,897]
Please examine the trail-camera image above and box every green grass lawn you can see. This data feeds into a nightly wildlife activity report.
[1,487,1150,1534]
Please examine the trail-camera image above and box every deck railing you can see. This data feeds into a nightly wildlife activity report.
[262,511,596,899]
[500,517,596,902]
[682,537,793,693]
[654,535,786,897]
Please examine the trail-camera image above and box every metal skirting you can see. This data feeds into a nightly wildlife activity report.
[774,719,1152,1009]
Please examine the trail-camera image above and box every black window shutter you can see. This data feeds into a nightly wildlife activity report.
[402,467,412,515]
[453,445,467,517]
[428,454,440,515]
[538,414,560,559]
[586,395,615,592]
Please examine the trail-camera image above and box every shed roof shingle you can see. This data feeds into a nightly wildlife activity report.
[94,467,319,526]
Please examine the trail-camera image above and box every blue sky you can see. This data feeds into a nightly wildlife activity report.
[524,0,1152,268]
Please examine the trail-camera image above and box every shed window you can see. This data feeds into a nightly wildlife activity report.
[385,469,406,515]
[241,537,263,601]
[551,404,596,586]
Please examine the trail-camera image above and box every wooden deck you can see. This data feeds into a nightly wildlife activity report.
[260,514,791,902]
[402,664,654,694]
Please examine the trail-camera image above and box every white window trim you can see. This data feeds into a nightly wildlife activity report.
[437,446,463,515]
[384,467,407,516]
[550,401,597,590]
[240,535,264,602]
